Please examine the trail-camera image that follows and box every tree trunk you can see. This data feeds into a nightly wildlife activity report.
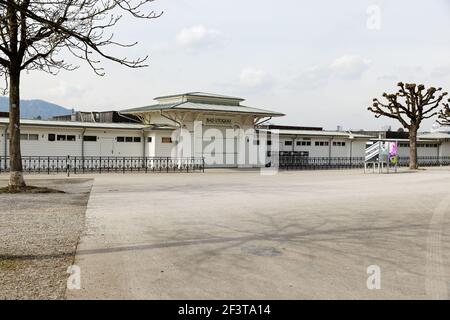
[8,68,25,189]
[409,124,418,170]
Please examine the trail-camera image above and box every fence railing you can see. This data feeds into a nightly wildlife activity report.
[275,155,450,170]
[397,156,450,167]
[0,156,205,174]
[277,156,365,170]
[1,155,449,174]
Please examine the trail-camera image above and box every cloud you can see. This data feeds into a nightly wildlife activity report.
[290,54,372,91]
[176,25,221,50]
[329,55,372,79]
[293,65,330,90]
[239,67,273,88]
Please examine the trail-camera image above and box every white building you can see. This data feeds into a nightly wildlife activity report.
[1,91,450,170]
[119,92,285,167]
[257,125,370,160]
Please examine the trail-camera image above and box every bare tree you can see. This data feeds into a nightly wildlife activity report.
[368,82,448,169]
[438,99,450,126]
[0,0,161,190]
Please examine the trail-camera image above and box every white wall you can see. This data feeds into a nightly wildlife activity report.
[1,125,147,159]
[351,140,367,159]
[153,130,176,157]
[398,144,439,157]
[18,127,82,157]
[439,141,450,157]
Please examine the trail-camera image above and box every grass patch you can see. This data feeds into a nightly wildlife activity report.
[0,185,65,194]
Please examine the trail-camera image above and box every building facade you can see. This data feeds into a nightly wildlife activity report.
[1,91,450,170]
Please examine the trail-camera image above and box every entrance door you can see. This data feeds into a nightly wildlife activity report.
[202,127,239,167]
[99,138,115,156]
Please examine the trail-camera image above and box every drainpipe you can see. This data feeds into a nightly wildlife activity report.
[81,128,86,158]
[437,140,441,166]
[350,139,353,159]
[347,131,355,160]
[142,129,146,157]
[2,126,6,170]
[328,137,333,159]
[160,110,182,127]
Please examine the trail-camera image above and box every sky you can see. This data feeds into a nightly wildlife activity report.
[14,0,450,130]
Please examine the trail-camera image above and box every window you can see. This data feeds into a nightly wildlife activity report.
[284,140,293,146]
[297,141,311,146]
[147,137,153,143]
[315,141,329,146]
[117,136,141,143]
[57,135,66,141]
[67,135,76,141]
[162,137,172,143]
[333,141,346,147]
[20,133,39,141]
[267,140,272,146]
[83,135,97,142]
[48,134,56,142]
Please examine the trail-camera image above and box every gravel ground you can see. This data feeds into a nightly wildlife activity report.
[0,177,93,299]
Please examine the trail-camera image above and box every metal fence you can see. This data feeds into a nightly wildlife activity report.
[0,156,205,174]
[276,155,450,170]
[1,155,449,174]
[278,156,365,170]
[397,156,450,167]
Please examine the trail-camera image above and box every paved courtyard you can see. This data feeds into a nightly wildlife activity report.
[67,168,450,299]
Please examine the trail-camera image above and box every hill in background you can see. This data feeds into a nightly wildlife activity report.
[0,96,71,120]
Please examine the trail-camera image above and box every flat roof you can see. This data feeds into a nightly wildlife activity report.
[419,132,450,140]
[0,118,149,130]
[257,128,370,139]
[120,101,285,117]
[370,138,440,143]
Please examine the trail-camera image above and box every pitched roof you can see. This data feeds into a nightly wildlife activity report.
[155,92,244,102]
[0,118,148,130]
[120,101,285,117]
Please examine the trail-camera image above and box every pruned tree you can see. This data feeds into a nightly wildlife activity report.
[437,99,450,126]
[0,0,161,190]
[368,82,448,169]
